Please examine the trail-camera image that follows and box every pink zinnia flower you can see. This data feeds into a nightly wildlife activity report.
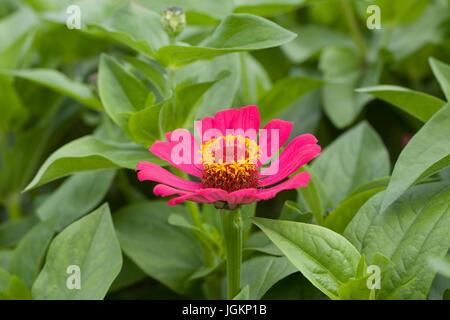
[136,105,321,209]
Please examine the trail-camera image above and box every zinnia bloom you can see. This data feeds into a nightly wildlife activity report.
[136,105,321,209]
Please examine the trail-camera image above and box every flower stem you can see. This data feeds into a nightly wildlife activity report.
[220,208,242,299]
[340,0,366,63]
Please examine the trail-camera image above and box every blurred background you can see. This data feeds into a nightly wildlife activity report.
[0,0,449,299]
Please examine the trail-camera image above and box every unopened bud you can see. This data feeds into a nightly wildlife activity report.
[161,7,186,37]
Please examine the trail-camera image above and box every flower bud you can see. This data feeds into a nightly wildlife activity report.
[161,7,186,37]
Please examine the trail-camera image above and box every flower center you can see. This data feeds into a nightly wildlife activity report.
[200,135,260,192]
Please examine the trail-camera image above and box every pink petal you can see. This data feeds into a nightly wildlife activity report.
[256,171,311,200]
[150,129,202,177]
[154,186,228,206]
[136,162,202,191]
[195,106,260,143]
[226,188,260,204]
[258,119,293,168]
[258,134,321,187]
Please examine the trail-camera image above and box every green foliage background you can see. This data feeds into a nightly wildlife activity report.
[0,0,449,300]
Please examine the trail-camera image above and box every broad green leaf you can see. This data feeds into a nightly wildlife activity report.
[235,52,271,107]
[297,165,332,225]
[0,75,28,132]
[129,77,221,146]
[244,231,283,257]
[24,135,161,191]
[113,202,204,294]
[233,285,250,300]
[32,204,122,299]
[2,69,102,110]
[366,0,432,25]
[155,14,296,67]
[324,187,386,234]
[36,170,116,230]
[319,47,381,128]
[0,216,39,249]
[258,76,323,122]
[109,255,147,293]
[429,257,450,279]
[381,104,450,211]
[233,0,308,16]
[385,1,448,60]
[98,54,148,135]
[0,250,12,270]
[311,121,390,207]
[429,57,450,101]
[241,255,297,299]
[9,217,58,288]
[159,78,223,133]
[356,85,446,122]
[0,269,31,300]
[345,182,450,299]
[0,7,38,69]
[86,2,169,56]
[282,25,354,64]
[124,56,168,98]
[177,53,241,120]
[280,200,312,223]
[253,217,361,300]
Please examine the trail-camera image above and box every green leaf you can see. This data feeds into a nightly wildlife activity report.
[113,202,204,294]
[129,77,221,146]
[86,2,169,56]
[280,200,312,223]
[235,52,271,107]
[253,217,361,300]
[381,104,450,211]
[324,187,386,234]
[155,14,296,67]
[0,250,12,270]
[2,69,102,110]
[9,217,58,288]
[233,285,250,300]
[0,216,39,249]
[177,53,241,120]
[109,255,147,293]
[0,7,38,69]
[258,76,323,121]
[98,54,148,136]
[319,47,381,128]
[429,57,450,101]
[233,0,308,16]
[311,121,390,207]
[24,135,161,191]
[160,78,223,133]
[241,255,297,299]
[297,165,332,225]
[36,170,116,230]
[356,85,446,122]
[138,0,233,22]
[124,56,168,98]
[0,75,28,132]
[344,182,450,299]
[32,204,122,299]
[385,1,448,60]
[244,231,283,257]
[282,25,354,64]
[0,269,32,300]
[429,257,450,279]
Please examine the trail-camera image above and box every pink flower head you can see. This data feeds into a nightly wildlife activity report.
[136,105,321,209]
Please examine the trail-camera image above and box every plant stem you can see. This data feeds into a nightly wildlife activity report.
[220,208,242,299]
[341,0,366,62]
[6,193,21,220]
